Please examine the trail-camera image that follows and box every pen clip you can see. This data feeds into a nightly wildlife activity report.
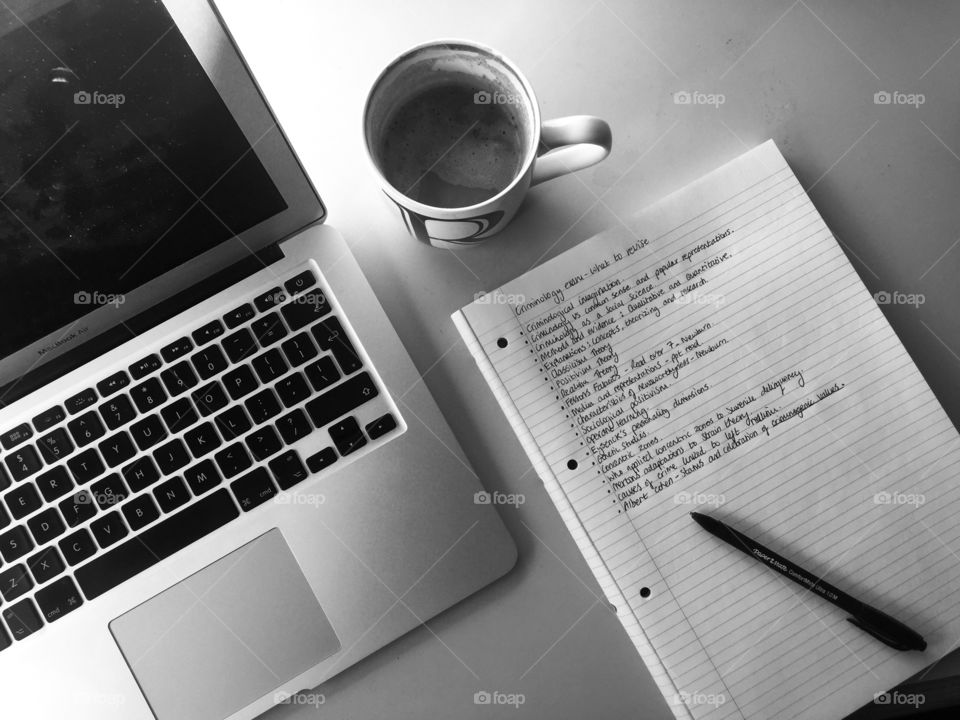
[846,616,912,651]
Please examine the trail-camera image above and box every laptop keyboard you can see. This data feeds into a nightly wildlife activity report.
[0,267,399,648]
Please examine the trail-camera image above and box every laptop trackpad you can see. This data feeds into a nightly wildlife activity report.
[110,529,340,720]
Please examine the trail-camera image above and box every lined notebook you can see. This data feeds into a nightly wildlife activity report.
[453,141,960,720]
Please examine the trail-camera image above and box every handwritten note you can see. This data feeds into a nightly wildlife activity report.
[455,141,960,720]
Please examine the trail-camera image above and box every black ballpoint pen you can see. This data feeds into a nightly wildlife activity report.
[690,512,926,652]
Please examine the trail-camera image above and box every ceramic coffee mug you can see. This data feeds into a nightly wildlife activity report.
[363,40,612,248]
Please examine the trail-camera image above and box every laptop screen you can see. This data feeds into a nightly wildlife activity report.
[0,0,288,363]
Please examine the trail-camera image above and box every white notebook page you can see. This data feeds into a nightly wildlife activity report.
[457,141,960,720]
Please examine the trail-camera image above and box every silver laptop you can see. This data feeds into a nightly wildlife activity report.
[0,2,516,718]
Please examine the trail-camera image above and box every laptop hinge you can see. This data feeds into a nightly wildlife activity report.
[0,243,283,408]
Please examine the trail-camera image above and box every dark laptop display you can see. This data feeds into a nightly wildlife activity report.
[0,0,287,359]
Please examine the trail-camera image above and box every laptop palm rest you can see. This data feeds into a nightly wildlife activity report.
[109,528,340,720]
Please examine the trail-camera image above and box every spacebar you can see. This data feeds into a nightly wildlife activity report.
[75,489,240,600]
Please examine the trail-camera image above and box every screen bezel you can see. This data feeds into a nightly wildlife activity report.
[0,0,325,386]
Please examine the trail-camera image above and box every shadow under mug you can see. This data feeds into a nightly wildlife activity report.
[363,39,612,248]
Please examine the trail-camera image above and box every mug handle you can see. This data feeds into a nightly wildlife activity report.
[531,115,612,186]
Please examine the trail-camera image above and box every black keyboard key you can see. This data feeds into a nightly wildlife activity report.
[222,328,257,363]
[59,490,97,528]
[131,414,167,451]
[160,398,199,434]
[312,317,362,374]
[67,411,105,448]
[37,427,74,464]
[192,319,225,346]
[5,482,42,520]
[215,406,252,441]
[27,546,65,585]
[245,426,283,462]
[121,494,160,531]
[191,345,228,380]
[65,387,98,414]
[27,507,65,545]
[154,476,190,513]
[59,528,97,566]
[214,443,251,479]
[275,372,311,409]
[305,447,337,474]
[97,371,130,398]
[254,286,286,312]
[130,377,167,413]
[122,457,161,493]
[252,348,288,383]
[191,383,228,417]
[154,438,191,476]
[366,413,398,440]
[161,336,193,363]
[4,445,43,481]
[0,466,8,493]
[32,405,65,433]
[281,289,331,330]
[276,408,312,445]
[0,504,10,531]
[75,489,239,600]
[224,303,255,329]
[0,563,33,602]
[129,354,162,380]
[231,467,276,511]
[0,423,32,451]
[245,389,282,425]
[284,269,317,297]
[3,598,43,640]
[36,466,73,503]
[98,432,136,468]
[184,421,221,458]
[161,361,198,397]
[328,417,367,456]
[0,623,9,651]
[223,365,259,400]
[281,333,318,367]
[35,576,83,623]
[306,372,379,429]
[98,394,137,431]
[251,312,287,346]
[184,459,222,496]
[0,525,34,562]
[269,450,308,490]
[90,474,128,511]
[304,355,340,392]
[67,448,106,484]
[91,510,128,548]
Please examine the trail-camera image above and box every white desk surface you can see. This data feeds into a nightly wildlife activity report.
[216,1,960,717]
